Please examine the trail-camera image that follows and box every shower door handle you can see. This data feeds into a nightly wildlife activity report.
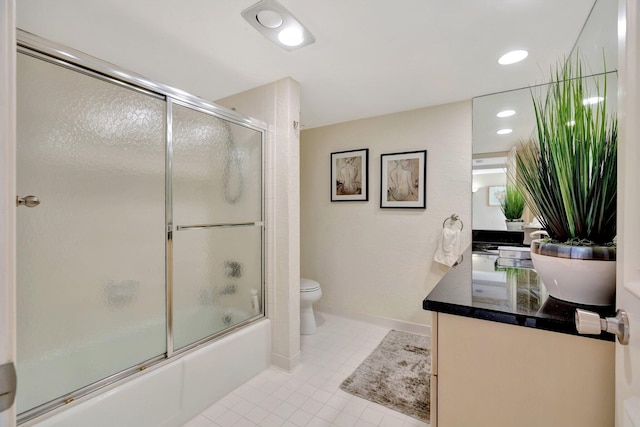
[176,222,263,231]
[16,195,40,208]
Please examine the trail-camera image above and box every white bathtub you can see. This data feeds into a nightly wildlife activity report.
[25,319,271,427]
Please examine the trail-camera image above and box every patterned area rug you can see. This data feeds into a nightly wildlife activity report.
[340,330,431,422]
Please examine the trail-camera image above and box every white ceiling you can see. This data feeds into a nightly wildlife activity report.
[17,0,597,130]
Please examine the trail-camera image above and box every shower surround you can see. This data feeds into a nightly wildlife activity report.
[14,30,301,426]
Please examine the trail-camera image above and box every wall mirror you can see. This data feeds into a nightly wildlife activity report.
[471,0,618,244]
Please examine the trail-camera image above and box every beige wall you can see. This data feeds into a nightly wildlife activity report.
[301,101,472,326]
[217,78,301,371]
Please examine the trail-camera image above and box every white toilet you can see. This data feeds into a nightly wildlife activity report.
[300,278,322,335]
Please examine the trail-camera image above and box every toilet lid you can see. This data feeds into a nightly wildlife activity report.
[300,278,320,292]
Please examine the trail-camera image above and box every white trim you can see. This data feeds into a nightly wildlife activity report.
[620,0,640,299]
[0,0,16,424]
[616,1,640,425]
[315,305,430,337]
[271,351,301,372]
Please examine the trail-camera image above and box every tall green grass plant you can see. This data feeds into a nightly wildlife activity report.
[514,58,617,245]
[500,185,525,221]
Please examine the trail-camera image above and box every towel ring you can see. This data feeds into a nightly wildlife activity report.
[443,214,463,231]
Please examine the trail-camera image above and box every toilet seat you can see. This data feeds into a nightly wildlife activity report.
[300,278,320,293]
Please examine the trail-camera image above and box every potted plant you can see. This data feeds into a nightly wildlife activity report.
[513,57,617,306]
[500,184,525,231]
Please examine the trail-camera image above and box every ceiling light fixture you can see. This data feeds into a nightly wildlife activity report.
[498,50,529,65]
[496,109,516,118]
[473,168,507,175]
[582,96,604,105]
[496,128,513,135]
[278,27,305,47]
[242,0,315,51]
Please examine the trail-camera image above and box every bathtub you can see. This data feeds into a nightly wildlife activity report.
[23,319,271,427]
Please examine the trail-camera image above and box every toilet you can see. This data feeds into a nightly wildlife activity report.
[300,278,322,335]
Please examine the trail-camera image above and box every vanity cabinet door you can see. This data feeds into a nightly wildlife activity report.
[433,313,614,427]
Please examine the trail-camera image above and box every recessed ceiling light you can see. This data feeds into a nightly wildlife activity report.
[498,50,529,65]
[582,96,604,105]
[496,129,513,135]
[496,109,516,118]
[256,10,283,28]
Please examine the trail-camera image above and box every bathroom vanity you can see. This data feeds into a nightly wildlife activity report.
[423,247,615,427]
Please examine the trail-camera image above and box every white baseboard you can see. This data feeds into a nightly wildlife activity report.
[271,350,301,372]
[314,304,431,337]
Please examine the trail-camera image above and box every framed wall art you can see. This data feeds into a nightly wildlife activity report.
[331,148,369,202]
[488,185,506,206]
[380,150,427,209]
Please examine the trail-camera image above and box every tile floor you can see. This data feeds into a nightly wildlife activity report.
[182,312,429,427]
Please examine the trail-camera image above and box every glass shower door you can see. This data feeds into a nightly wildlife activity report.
[171,102,263,351]
[16,53,167,414]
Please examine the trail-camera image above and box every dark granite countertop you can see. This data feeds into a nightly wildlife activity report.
[423,246,616,341]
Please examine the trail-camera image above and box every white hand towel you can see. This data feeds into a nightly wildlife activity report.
[434,228,462,267]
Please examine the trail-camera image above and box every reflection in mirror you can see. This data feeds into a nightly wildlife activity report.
[471,83,556,234]
[472,72,618,241]
[568,0,618,75]
[471,0,617,244]
[472,85,538,232]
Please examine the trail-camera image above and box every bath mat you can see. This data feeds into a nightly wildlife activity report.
[340,330,430,422]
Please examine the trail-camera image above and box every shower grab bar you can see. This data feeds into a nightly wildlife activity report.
[176,221,263,231]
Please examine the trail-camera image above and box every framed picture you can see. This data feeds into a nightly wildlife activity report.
[331,148,369,201]
[380,150,427,208]
[488,185,506,206]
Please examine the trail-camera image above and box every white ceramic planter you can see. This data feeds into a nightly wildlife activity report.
[505,220,524,231]
[530,239,616,306]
